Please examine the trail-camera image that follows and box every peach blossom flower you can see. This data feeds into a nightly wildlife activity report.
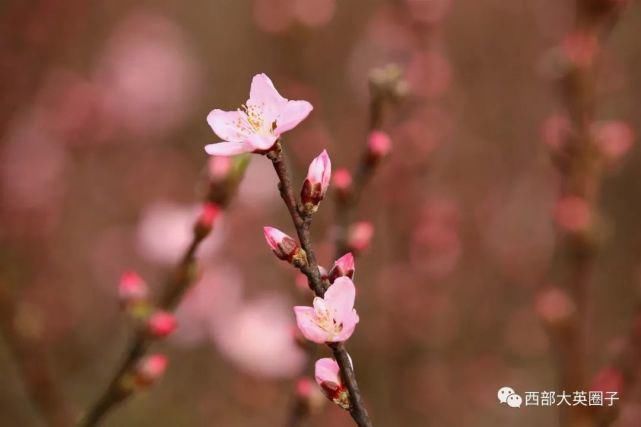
[294,277,360,343]
[315,358,349,409]
[205,74,313,156]
[328,253,355,283]
[134,354,168,387]
[263,226,300,262]
[301,150,332,209]
[147,311,177,338]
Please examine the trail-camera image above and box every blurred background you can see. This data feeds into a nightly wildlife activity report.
[1,0,641,426]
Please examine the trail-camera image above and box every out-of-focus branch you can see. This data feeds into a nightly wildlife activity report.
[76,157,248,427]
[267,144,374,427]
[539,2,628,427]
[0,281,73,427]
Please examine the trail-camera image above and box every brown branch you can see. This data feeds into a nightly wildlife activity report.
[0,282,73,427]
[76,160,247,427]
[542,2,627,427]
[267,143,374,427]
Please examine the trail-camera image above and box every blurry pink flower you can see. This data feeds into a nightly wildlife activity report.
[118,271,148,304]
[333,169,353,197]
[301,150,332,209]
[535,288,575,325]
[294,0,336,28]
[294,277,360,343]
[561,31,599,68]
[134,354,168,387]
[554,196,592,233]
[593,120,634,162]
[315,358,350,409]
[263,226,301,262]
[367,131,392,162]
[147,311,177,338]
[96,11,202,137]
[205,74,313,156]
[296,377,326,412]
[591,367,624,395]
[195,202,221,235]
[541,114,572,151]
[137,201,225,265]
[208,156,234,182]
[173,265,243,346]
[211,296,306,378]
[328,253,355,283]
[347,222,374,254]
[253,0,295,33]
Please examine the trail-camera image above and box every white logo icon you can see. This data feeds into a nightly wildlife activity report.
[498,386,521,408]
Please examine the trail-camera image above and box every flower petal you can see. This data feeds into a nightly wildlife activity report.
[324,277,356,322]
[314,358,342,388]
[247,133,278,150]
[249,73,287,110]
[205,141,254,156]
[334,310,359,342]
[275,100,313,134]
[294,306,329,344]
[207,109,248,142]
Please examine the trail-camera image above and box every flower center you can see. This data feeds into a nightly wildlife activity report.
[237,103,276,136]
[314,305,343,337]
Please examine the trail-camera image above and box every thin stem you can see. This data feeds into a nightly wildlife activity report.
[0,282,73,427]
[77,168,244,427]
[267,144,373,427]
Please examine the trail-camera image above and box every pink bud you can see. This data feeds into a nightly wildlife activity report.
[134,354,168,387]
[118,271,148,304]
[147,311,177,338]
[301,150,332,210]
[591,367,623,395]
[208,156,233,182]
[367,131,391,162]
[263,226,302,263]
[347,222,374,254]
[295,377,326,413]
[561,31,599,68]
[593,121,634,163]
[333,168,353,198]
[328,252,355,283]
[554,196,592,233]
[314,358,350,409]
[196,202,220,235]
[535,288,575,325]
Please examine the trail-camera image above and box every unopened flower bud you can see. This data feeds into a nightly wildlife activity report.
[119,272,149,317]
[147,311,177,338]
[328,252,355,283]
[134,354,168,388]
[333,168,353,200]
[208,156,233,183]
[301,150,332,213]
[366,131,391,163]
[592,120,634,164]
[554,196,592,234]
[194,203,221,238]
[315,358,350,410]
[263,226,307,265]
[295,377,327,414]
[535,288,576,327]
[369,63,408,101]
[347,222,374,254]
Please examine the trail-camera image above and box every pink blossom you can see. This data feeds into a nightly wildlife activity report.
[347,221,374,254]
[328,252,355,283]
[208,156,233,182]
[205,74,313,156]
[118,271,148,304]
[294,277,359,343]
[314,358,350,409]
[263,226,300,262]
[211,296,306,378]
[593,120,634,162]
[333,168,353,196]
[367,131,392,161]
[301,150,332,208]
[554,196,591,233]
[535,288,575,325]
[136,201,225,265]
[195,202,221,234]
[134,354,168,387]
[147,311,177,338]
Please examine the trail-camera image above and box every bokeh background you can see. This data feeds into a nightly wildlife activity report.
[1,0,641,426]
